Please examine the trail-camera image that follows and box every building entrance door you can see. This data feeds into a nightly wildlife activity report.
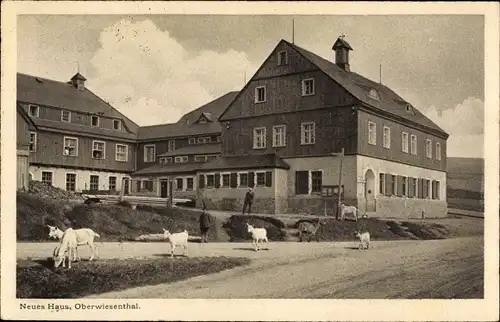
[365,169,376,212]
[160,179,169,198]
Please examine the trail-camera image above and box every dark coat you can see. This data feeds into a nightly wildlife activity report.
[199,211,211,229]
[244,191,254,203]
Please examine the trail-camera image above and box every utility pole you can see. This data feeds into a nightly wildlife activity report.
[332,148,345,220]
[166,178,173,209]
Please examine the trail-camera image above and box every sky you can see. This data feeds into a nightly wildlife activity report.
[17,15,485,158]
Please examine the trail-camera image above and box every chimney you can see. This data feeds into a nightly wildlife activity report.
[332,35,353,72]
[70,73,87,91]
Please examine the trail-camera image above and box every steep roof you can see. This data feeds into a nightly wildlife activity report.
[17,73,139,134]
[198,153,290,171]
[177,91,238,125]
[158,143,221,157]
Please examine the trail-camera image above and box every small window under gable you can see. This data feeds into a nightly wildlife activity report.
[199,116,207,124]
[278,50,288,66]
[368,88,379,100]
[113,119,122,130]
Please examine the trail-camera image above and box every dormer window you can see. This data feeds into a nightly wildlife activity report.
[199,117,207,124]
[29,104,39,117]
[91,115,99,127]
[278,50,288,66]
[406,104,412,112]
[368,88,379,100]
[113,119,122,130]
[61,110,71,123]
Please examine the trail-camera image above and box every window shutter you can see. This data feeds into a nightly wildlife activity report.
[230,173,238,188]
[248,172,255,188]
[396,176,403,197]
[265,171,272,187]
[199,175,205,189]
[418,178,423,198]
[408,177,414,197]
[215,173,221,189]
[384,173,391,196]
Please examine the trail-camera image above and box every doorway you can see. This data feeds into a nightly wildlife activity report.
[123,178,130,195]
[160,179,169,198]
[364,169,376,212]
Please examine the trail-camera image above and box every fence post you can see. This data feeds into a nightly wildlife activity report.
[166,179,173,209]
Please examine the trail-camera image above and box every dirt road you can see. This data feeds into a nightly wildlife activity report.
[58,236,484,299]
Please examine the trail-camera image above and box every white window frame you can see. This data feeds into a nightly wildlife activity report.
[92,140,106,160]
[41,170,54,186]
[29,131,37,152]
[368,121,376,145]
[301,78,315,96]
[220,172,231,188]
[108,176,117,190]
[410,134,417,155]
[425,139,432,159]
[28,104,39,117]
[115,144,128,162]
[174,156,188,164]
[309,169,323,195]
[113,119,122,131]
[255,86,267,103]
[237,172,249,188]
[255,171,266,187]
[278,50,288,65]
[65,172,77,192]
[188,138,196,144]
[186,177,195,191]
[436,142,441,161]
[300,122,316,145]
[63,136,78,157]
[91,115,100,127]
[253,127,267,149]
[194,155,207,163]
[368,88,380,100]
[383,126,391,149]
[206,154,219,162]
[205,173,216,189]
[402,132,409,153]
[89,174,100,191]
[379,173,386,196]
[411,177,418,198]
[61,110,71,123]
[272,125,287,147]
[144,144,156,163]
[401,176,409,197]
[168,140,175,152]
[175,177,184,191]
[159,157,173,164]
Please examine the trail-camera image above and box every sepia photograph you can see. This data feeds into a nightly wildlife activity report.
[1,1,499,321]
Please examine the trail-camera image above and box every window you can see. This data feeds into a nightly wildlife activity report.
[29,104,39,117]
[368,88,379,100]
[311,171,322,194]
[61,110,71,122]
[63,137,78,156]
[41,171,53,186]
[109,176,117,191]
[186,177,194,191]
[29,132,37,152]
[144,145,155,162]
[409,177,417,198]
[379,173,385,195]
[142,180,154,192]
[90,175,99,191]
[401,176,408,197]
[272,125,286,147]
[391,175,397,196]
[221,173,231,188]
[116,144,128,162]
[197,137,210,144]
[432,181,440,200]
[206,155,218,162]
[410,135,417,155]
[425,139,432,158]
[238,172,249,188]
[206,174,215,189]
[174,156,188,163]
[159,157,172,164]
[189,138,196,144]
[253,127,267,149]
[168,140,175,152]
[368,122,376,145]
[199,117,207,124]
[383,126,391,149]
[278,50,288,65]
[295,171,309,195]
[301,78,315,96]
[255,86,266,103]
[91,115,99,127]
[92,141,105,159]
[195,155,207,163]
[436,142,441,161]
[301,122,315,145]
[66,173,76,192]
[256,172,266,186]
[402,132,409,153]
[113,119,121,130]
[216,135,221,142]
[423,179,431,198]
[176,178,184,191]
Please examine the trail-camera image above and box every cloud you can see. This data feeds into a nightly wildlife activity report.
[89,19,257,125]
[423,97,484,158]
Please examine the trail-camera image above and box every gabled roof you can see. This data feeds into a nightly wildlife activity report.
[17,73,139,134]
[158,143,221,157]
[332,37,353,50]
[198,153,290,171]
[177,91,238,125]
[70,73,87,81]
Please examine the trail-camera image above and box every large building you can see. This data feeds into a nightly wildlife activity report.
[17,36,449,218]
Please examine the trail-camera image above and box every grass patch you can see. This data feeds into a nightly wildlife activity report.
[222,215,287,242]
[17,256,250,299]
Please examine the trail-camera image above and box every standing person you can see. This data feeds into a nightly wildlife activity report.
[242,188,254,214]
[198,209,211,243]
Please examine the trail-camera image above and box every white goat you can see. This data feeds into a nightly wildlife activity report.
[354,230,370,250]
[162,228,189,258]
[246,223,268,251]
[53,228,78,269]
[47,225,100,261]
[340,203,358,221]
